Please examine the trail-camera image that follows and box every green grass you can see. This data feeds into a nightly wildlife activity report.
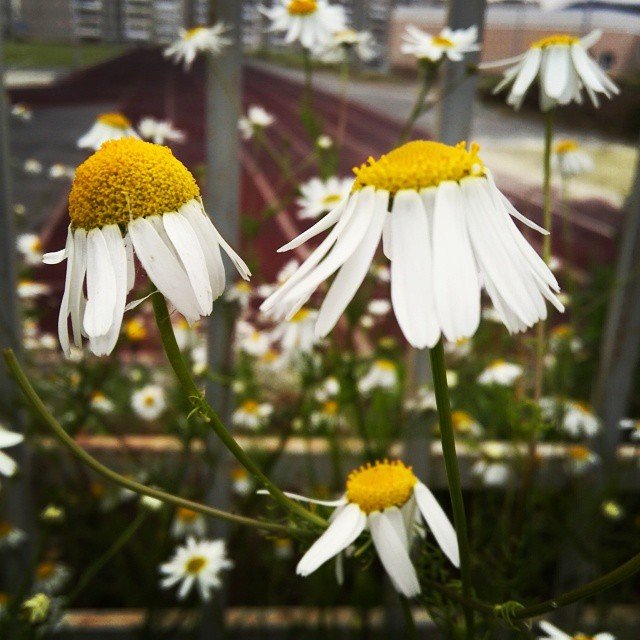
[4,40,128,70]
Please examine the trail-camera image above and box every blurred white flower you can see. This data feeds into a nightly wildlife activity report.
[261,0,347,50]
[173,318,199,352]
[34,562,70,595]
[171,508,207,539]
[270,307,319,360]
[540,397,600,437]
[232,399,273,430]
[310,399,342,429]
[450,411,483,438]
[17,233,43,265]
[552,139,594,178]
[90,391,115,414]
[472,443,511,487]
[549,324,582,353]
[48,163,75,180]
[0,521,27,549]
[237,323,271,357]
[273,537,294,559]
[11,103,32,121]
[138,118,186,145]
[315,28,376,63]
[131,385,166,421]
[225,280,252,308]
[601,500,624,521]
[314,376,340,402]
[477,360,523,386]
[537,620,615,640]
[296,176,353,220]
[404,385,437,412]
[367,299,391,316]
[370,263,390,282]
[444,337,472,359]
[163,24,231,70]
[23,159,43,174]
[316,134,333,149]
[619,417,640,441]
[160,537,233,601]
[491,30,619,111]
[0,426,24,486]
[358,359,398,394]
[238,105,275,140]
[77,113,139,150]
[231,467,253,497]
[17,280,50,299]
[401,25,479,63]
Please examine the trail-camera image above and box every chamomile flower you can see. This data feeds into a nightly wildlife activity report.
[296,177,353,220]
[34,562,70,595]
[270,307,319,360]
[472,443,511,487]
[540,398,600,437]
[77,113,139,150]
[444,337,472,359]
[237,322,271,357]
[314,376,340,402]
[0,521,27,549]
[619,418,640,441]
[138,118,186,145]
[404,386,437,412]
[124,318,148,342]
[261,141,562,347]
[43,139,249,357]
[491,30,619,111]
[225,280,253,308]
[171,508,207,539]
[131,385,166,421]
[163,24,231,70]
[316,134,333,149]
[261,0,347,50]
[401,25,479,63]
[566,445,599,475]
[269,460,458,597]
[90,391,115,413]
[310,399,342,429]
[11,103,32,121]
[358,359,398,394]
[538,621,615,640]
[48,163,75,180]
[17,233,43,265]
[23,159,42,174]
[232,399,273,430]
[367,299,391,316]
[315,28,376,63]
[173,318,199,351]
[552,140,594,178]
[477,360,523,386]
[449,411,483,438]
[17,280,50,299]
[160,538,233,601]
[0,426,23,485]
[238,105,275,140]
[231,468,253,497]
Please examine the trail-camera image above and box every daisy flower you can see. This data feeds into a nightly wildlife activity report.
[549,324,582,353]
[90,391,115,414]
[124,318,148,342]
[472,443,511,487]
[296,176,353,220]
[48,163,75,180]
[448,411,483,438]
[491,30,619,111]
[401,25,479,63]
[23,159,42,174]
[163,24,231,70]
[270,307,319,360]
[231,467,253,497]
[314,376,340,402]
[43,139,249,357]
[261,140,562,347]
[444,337,472,359]
[225,280,253,308]
[270,459,459,597]
[160,538,233,601]
[261,0,346,50]
[173,317,199,351]
[77,113,139,150]
[16,233,43,266]
[552,139,594,178]
[619,418,640,441]
[236,322,271,357]
[404,385,437,412]
[316,134,333,149]
[0,521,27,549]
[238,105,275,140]
[17,280,50,299]
[538,620,615,640]
[0,426,23,486]
[358,359,398,394]
[232,399,273,430]
[171,507,207,539]
[34,561,70,595]
[310,399,342,429]
[138,117,186,145]
[540,398,600,438]
[367,299,391,316]
[131,385,166,421]
[11,103,32,121]
[315,28,377,63]
[477,360,523,386]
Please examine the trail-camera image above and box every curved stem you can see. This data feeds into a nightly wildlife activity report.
[3,349,296,537]
[429,340,475,639]
[151,294,326,529]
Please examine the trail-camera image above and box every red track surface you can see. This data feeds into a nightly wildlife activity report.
[11,48,620,295]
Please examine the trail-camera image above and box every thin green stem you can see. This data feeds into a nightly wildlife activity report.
[66,511,147,605]
[254,128,296,186]
[3,349,296,537]
[429,340,474,639]
[399,595,420,640]
[300,47,322,142]
[151,293,326,529]
[397,62,434,145]
[336,54,350,150]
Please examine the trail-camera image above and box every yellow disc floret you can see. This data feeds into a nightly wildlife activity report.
[352,140,485,194]
[97,112,132,129]
[321,193,343,207]
[68,138,199,230]
[554,139,580,154]
[287,0,317,16]
[432,35,454,48]
[185,556,207,574]
[185,26,205,39]
[346,460,417,514]
[531,34,580,49]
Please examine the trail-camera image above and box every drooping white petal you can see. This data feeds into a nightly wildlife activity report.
[124,235,135,292]
[368,510,421,598]
[209,219,251,280]
[543,46,570,100]
[69,229,87,347]
[56,229,75,355]
[0,451,18,477]
[538,621,572,640]
[257,488,347,507]
[414,482,460,568]
[508,48,542,109]
[83,228,117,337]
[579,29,602,50]
[296,503,366,576]
[570,44,607,95]
[42,248,67,264]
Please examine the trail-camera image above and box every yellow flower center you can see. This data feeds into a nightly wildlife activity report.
[287,0,317,16]
[551,324,572,338]
[97,113,132,129]
[573,635,594,640]
[125,319,148,342]
[346,460,417,514]
[143,395,156,407]
[555,139,580,154]
[185,555,208,574]
[68,138,199,230]
[177,507,198,523]
[261,349,279,363]
[531,34,580,48]
[235,281,252,293]
[185,26,205,39]
[568,445,591,461]
[321,193,343,207]
[241,400,260,414]
[232,467,248,481]
[322,400,339,415]
[451,411,475,434]
[290,308,310,323]
[36,562,55,580]
[488,358,506,369]
[573,401,592,414]
[374,359,396,371]
[433,35,454,48]
[353,141,485,195]
[0,522,11,537]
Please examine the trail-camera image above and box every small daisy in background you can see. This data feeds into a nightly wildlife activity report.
[173,318,199,352]
[552,139,594,178]
[296,176,353,220]
[401,25,479,64]
[17,279,50,299]
[0,425,24,486]
[310,399,342,430]
[231,467,253,497]
[261,0,347,50]
[90,391,115,414]
[23,158,43,175]
[238,105,275,140]
[263,459,459,597]
[490,30,619,111]
[138,117,186,145]
[314,376,340,402]
[404,385,437,413]
[124,318,149,343]
[444,337,472,359]
[171,508,207,539]
[236,322,271,357]
[225,281,253,309]
[48,163,75,180]
[160,538,233,601]
[472,443,511,487]
[77,113,139,150]
[316,134,333,150]
[537,620,615,640]
[448,411,483,439]
[232,399,273,430]
[315,28,377,63]
[163,24,232,70]
[17,233,43,266]
[540,398,600,438]
[358,359,398,394]
[367,299,391,317]
[0,521,27,550]
[548,324,583,354]
[11,103,32,121]
[33,561,70,595]
[601,500,624,521]
[565,445,599,475]
[619,417,640,441]
[270,307,319,361]
[131,385,166,421]
[477,360,523,386]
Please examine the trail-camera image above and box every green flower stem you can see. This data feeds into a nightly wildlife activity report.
[3,349,297,537]
[253,128,296,186]
[151,293,326,529]
[336,55,350,150]
[429,339,475,639]
[399,595,419,640]
[300,47,321,142]
[397,61,437,145]
[66,511,147,605]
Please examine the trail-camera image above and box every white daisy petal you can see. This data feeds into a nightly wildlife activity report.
[83,228,117,337]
